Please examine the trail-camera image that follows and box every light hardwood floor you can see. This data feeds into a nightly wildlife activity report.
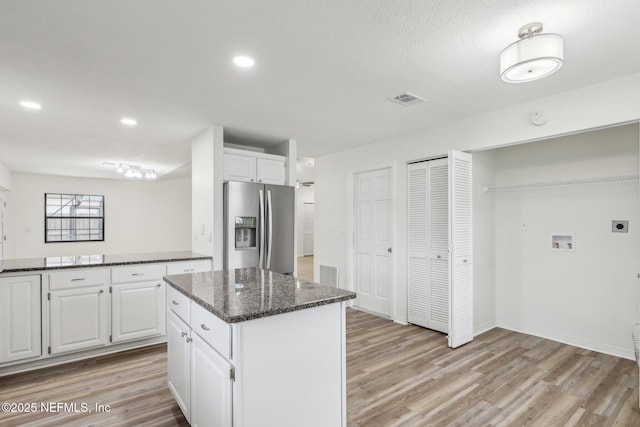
[1,309,639,426]
[297,255,314,282]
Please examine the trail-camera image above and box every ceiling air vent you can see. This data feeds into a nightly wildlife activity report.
[390,92,425,106]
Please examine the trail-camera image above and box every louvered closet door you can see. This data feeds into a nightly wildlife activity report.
[407,164,428,327]
[428,161,449,333]
[448,150,473,348]
[407,159,448,333]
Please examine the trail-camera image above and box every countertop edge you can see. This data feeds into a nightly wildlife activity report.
[0,252,212,274]
[164,278,356,323]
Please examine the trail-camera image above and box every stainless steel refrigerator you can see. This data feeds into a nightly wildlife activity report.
[223,181,295,274]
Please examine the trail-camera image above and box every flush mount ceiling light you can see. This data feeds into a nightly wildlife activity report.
[120,117,138,126]
[500,22,563,83]
[19,100,42,110]
[232,55,255,68]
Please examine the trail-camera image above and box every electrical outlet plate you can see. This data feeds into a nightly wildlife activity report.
[612,220,628,233]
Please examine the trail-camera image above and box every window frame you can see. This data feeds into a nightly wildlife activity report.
[44,193,105,243]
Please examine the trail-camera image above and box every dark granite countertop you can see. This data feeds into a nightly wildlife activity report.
[0,251,211,273]
[164,267,356,323]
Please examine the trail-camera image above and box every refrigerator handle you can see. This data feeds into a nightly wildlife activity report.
[259,189,265,269]
[267,189,273,269]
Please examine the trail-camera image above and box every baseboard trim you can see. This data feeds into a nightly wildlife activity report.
[497,322,635,361]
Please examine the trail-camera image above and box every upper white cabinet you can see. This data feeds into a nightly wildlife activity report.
[0,275,41,363]
[224,153,257,182]
[49,269,109,355]
[223,148,286,185]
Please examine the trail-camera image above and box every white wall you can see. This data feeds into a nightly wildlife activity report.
[0,163,11,190]
[296,185,314,256]
[492,124,639,359]
[6,172,191,258]
[191,126,224,269]
[315,71,640,334]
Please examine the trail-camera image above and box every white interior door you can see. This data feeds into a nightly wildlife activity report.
[354,167,393,316]
[448,150,473,348]
[407,159,448,333]
[303,203,314,256]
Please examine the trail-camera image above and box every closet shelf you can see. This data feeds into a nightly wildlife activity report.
[483,174,639,193]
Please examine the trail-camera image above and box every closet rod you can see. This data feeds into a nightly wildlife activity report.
[483,174,639,193]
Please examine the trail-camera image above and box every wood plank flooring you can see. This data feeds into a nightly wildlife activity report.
[1,308,639,426]
[0,344,188,427]
[297,255,314,282]
[347,308,640,426]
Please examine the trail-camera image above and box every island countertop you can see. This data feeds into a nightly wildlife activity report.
[164,267,356,323]
[0,251,211,273]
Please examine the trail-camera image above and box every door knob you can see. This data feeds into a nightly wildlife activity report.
[387,247,392,253]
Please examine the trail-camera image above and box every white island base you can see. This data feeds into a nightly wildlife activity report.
[168,295,348,427]
[233,303,346,427]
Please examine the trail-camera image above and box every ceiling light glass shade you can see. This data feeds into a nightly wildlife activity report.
[124,169,135,178]
[20,100,42,110]
[120,117,138,126]
[232,56,255,68]
[500,33,563,83]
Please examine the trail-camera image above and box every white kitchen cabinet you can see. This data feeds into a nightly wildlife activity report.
[223,148,286,185]
[0,275,41,363]
[191,333,233,427]
[166,259,212,275]
[167,310,192,423]
[224,153,257,183]
[111,264,166,343]
[256,158,286,185]
[49,285,108,354]
[111,281,166,343]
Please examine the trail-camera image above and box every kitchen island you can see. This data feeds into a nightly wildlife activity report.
[164,267,356,427]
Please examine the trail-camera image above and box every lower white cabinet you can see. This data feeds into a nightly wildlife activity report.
[167,310,191,422]
[0,275,41,363]
[167,296,233,427]
[191,333,233,427]
[49,286,108,354]
[111,281,166,343]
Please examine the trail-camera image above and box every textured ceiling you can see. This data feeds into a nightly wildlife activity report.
[0,0,639,179]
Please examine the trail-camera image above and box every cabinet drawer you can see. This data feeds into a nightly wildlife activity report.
[166,260,212,275]
[112,264,166,284]
[191,303,230,359]
[167,285,190,323]
[49,268,107,290]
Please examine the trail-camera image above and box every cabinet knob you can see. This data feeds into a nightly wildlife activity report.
[157,283,161,287]
[172,301,179,305]
[200,324,210,331]
[181,332,187,338]
[99,289,104,294]
[250,179,255,182]
[437,255,441,259]
[186,337,192,343]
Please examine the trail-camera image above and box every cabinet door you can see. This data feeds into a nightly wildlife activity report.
[191,333,232,427]
[224,154,257,183]
[50,287,108,354]
[256,158,286,185]
[167,311,191,422]
[0,275,41,363]
[111,281,166,343]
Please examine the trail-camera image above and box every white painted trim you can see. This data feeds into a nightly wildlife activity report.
[473,320,496,337]
[497,321,635,361]
[223,147,286,162]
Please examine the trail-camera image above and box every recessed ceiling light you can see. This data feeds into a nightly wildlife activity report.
[20,100,42,110]
[120,117,138,126]
[232,56,255,68]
